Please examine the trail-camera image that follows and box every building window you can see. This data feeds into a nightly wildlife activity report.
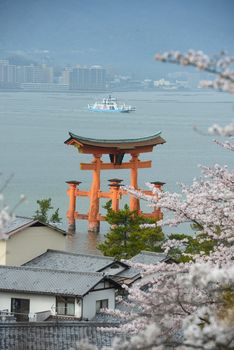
[56,296,75,316]
[96,299,109,313]
[11,298,30,322]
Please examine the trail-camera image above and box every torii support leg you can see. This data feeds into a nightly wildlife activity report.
[130,154,140,212]
[150,181,165,220]
[88,154,101,233]
[66,181,80,233]
[109,179,122,211]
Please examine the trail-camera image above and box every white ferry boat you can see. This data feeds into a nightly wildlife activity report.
[88,95,136,113]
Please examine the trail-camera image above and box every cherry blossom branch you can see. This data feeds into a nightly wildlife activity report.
[0,174,26,239]
[155,50,234,94]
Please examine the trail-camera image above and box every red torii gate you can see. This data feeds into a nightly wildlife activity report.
[64,132,166,233]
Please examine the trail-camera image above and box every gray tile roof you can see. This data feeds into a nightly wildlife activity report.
[24,249,123,272]
[114,251,170,281]
[2,216,67,238]
[0,265,106,297]
[2,216,34,235]
[130,251,169,264]
[114,266,140,279]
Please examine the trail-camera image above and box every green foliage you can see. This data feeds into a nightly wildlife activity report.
[98,203,165,259]
[50,208,62,224]
[100,203,218,261]
[168,231,217,263]
[33,198,62,224]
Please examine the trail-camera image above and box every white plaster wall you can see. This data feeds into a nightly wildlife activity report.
[93,280,111,290]
[0,240,6,265]
[0,292,56,320]
[0,292,82,320]
[75,298,82,318]
[5,227,66,265]
[82,288,115,320]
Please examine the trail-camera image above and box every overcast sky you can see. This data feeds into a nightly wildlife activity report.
[0,0,233,78]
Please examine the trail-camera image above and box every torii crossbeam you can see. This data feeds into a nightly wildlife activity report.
[64,132,166,233]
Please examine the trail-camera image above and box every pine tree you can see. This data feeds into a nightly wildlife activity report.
[98,203,164,259]
[33,198,62,224]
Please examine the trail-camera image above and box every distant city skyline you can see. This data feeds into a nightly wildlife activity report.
[0,58,201,91]
[0,0,233,80]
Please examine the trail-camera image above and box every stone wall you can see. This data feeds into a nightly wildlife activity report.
[0,321,121,350]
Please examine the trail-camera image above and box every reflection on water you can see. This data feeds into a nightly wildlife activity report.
[64,221,194,256]
[65,230,104,256]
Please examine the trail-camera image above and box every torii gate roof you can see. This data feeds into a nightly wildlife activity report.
[64,131,166,154]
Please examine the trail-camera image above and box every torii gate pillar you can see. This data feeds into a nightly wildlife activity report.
[130,153,140,211]
[88,154,101,233]
[66,180,81,232]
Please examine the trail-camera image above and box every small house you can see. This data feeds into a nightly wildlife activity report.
[0,217,67,266]
[0,265,119,321]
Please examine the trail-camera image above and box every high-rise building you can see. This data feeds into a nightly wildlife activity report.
[60,68,71,85]
[0,60,18,88]
[34,64,53,83]
[0,60,9,82]
[90,66,106,90]
[16,64,53,83]
[69,65,106,91]
[0,60,16,83]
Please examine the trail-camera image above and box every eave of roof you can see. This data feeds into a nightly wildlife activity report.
[2,216,67,238]
[24,249,129,272]
[0,265,106,297]
[64,132,166,150]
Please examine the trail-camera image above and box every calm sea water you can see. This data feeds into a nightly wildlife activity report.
[0,90,233,254]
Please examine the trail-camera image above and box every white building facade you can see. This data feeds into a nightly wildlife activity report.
[0,265,118,322]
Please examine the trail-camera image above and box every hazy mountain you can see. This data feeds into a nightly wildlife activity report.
[0,0,233,78]
[7,54,37,66]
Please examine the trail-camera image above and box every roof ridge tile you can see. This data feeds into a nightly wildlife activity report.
[0,265,104,277]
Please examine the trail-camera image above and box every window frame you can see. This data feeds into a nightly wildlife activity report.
[96,299,109,313]
[11,297,30,322]
[56,296,75,316]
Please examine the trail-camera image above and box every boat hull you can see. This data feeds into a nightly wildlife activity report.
[88,107,132,113]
